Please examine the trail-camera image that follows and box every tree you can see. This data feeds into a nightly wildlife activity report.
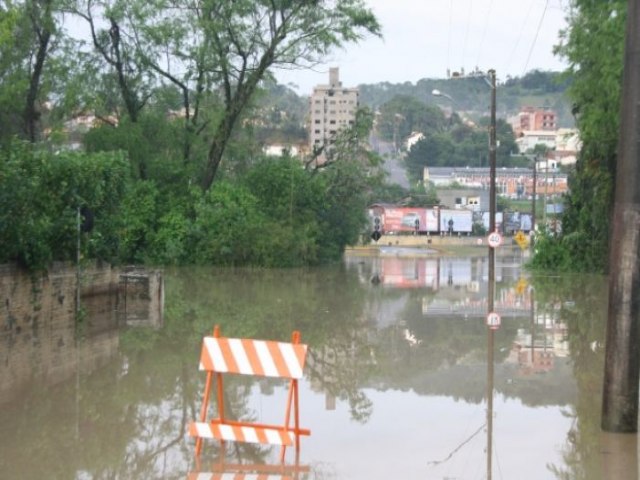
[68,0,153,125]
[196,0,381,190]
[0,142,130,269]
[377,95,447,142]
[0,0,61,143]
[536,0,627,273]
[66,0,380,190]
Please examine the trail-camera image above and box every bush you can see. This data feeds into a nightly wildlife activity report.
[0,142,130,269]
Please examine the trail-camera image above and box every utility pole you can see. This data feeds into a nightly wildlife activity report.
[486,68,496,480]
[531,157,537,244]
[602,0,640,433]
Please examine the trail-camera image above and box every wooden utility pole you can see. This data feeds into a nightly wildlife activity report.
[531,158,537,244]
[486,68,496,480]
[602,0,640,433]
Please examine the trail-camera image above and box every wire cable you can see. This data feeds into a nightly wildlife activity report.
[461,0,472,71]
[506,0,537,72]
[522,0,550,75]
[447,0,453,74]
[475,0,495,68]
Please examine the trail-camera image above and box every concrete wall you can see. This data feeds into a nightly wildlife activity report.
[0,262,163,405]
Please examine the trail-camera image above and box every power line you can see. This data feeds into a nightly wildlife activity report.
[427,422,486,467]
[475,0,495,67]
[461,0,472,70]
[506,0,537,72]
[522,0,550,75]
[447,0,453,72]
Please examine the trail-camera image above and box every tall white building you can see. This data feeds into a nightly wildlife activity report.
[308,68,359,154]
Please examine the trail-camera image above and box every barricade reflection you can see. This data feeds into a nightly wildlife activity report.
[190,444,310,480]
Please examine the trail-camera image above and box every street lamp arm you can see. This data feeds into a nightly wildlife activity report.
[432,89,459,107]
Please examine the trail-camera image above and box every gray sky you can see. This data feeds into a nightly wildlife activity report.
[276,0,570,93]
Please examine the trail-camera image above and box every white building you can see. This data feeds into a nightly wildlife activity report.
[263,144,301,157]
[308,67,358,154]
[515,130,557,152]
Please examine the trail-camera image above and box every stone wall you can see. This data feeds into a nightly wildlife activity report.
[0,262,121,405]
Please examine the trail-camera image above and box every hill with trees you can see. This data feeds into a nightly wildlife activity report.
[357,69,573,127]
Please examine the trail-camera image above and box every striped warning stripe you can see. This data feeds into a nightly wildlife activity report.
[189,422,295,446]
[188,474,291,480]
[198,337,307,379]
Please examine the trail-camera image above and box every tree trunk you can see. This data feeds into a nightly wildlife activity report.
[24,1,52,142]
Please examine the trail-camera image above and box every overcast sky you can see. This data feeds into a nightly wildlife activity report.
[275,0,570,93]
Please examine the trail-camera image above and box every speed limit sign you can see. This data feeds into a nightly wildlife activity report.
[487,231,503,248]
[486,311,501,329]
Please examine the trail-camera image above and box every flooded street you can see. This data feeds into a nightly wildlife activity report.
[1,250,636,479]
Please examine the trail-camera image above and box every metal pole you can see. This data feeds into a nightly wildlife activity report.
[486,68,497,480]
[602,0,640,433]
[531,158,537,246]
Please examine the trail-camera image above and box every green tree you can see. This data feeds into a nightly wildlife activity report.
[66,0,380,190]
[0,142,130,269]
[68,0,152,124]
[532,0,626,273]
[197,0,381,190]
[377,95,447,142]
[0,0,62,143]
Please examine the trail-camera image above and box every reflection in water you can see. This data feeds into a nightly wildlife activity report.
[190,442,311,480]
[0,259,636,479]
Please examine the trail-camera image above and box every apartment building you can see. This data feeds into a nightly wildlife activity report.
[308,67,358,154]
[509,106,557,137]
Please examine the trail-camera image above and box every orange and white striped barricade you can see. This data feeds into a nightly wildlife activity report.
[188,459,311,480]
[189,326,310,461]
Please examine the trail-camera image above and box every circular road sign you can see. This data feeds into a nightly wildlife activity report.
[487,231,503,248]
[486,311,501,329]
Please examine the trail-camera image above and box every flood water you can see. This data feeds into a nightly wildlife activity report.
[1,250,638,480]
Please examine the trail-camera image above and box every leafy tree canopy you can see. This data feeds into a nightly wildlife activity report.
[530,0,626,273]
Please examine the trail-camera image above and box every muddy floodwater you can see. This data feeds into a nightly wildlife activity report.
[1,251,637,480]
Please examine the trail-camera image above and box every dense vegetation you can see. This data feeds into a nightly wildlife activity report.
[1,107,392,270]
[0,0,386,270]
[529,0,625,273]
[359,70,573,126]
[382,101,519,182]
[1,0,623,274]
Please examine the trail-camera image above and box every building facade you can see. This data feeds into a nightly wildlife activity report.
[509,106,557,137]
[308,67,358,154]
[423,166,568,198]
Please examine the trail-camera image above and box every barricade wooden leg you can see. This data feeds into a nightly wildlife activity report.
[292,331,302,453]
[280,379,295,462]
[294,378,300,452]
[195,370,213,457]
[280,330,303,462]
[214,326,225,449]
[195,326,219,457]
